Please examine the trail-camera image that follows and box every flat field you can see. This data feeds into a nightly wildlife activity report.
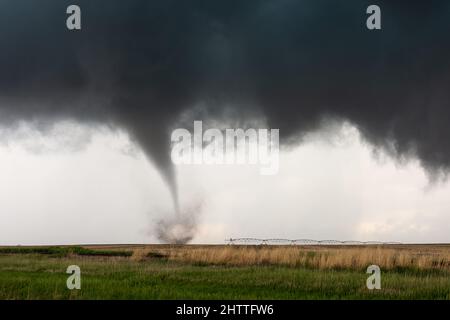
[0,244,448,299]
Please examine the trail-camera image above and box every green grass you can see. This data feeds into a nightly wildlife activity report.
[0,253,449,299]
[0,246,132,257]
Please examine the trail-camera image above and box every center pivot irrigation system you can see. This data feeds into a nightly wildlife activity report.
[225,238,402,245]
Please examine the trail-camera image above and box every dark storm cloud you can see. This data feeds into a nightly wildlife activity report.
[1,0,450,196]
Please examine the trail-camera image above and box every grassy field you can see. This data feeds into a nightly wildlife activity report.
[0,244,449,299]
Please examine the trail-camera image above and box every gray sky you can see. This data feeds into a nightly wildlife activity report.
[1,1,450,244]
[0,121,448,245]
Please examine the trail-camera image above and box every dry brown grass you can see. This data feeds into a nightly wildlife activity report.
[140,245,450,271]
[130,247,150,262]
[92,244,450,271]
